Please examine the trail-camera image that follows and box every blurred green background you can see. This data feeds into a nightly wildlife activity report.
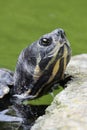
[0,0,87,70]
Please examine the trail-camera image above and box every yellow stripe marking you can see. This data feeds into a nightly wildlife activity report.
[52,59,60,76]
[32,44,69,97]
[33,53,42,81]
[47,59,60,83]
[33,65,42,81]
[61,45,68,78]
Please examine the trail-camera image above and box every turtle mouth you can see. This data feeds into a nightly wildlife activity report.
[63,39,70,46]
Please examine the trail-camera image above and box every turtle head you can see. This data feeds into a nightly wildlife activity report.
[13,28,71,100]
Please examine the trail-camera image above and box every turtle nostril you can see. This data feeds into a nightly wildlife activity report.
[57,29,65,39]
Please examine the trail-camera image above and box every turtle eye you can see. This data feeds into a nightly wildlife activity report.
[39,37,52,46]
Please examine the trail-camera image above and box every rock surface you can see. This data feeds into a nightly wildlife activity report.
[31,54,87,130]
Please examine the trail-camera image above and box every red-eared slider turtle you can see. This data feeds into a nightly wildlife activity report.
[0,69,14,98]
[0,28,71,100]
[12,28,71,100]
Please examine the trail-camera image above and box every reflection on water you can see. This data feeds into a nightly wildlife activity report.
[0,95,48,130]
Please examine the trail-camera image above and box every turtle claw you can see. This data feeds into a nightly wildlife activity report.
[0,84,10,98]
[0,69,14,99]
[13,94,36,100]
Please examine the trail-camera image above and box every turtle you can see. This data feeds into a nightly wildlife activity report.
[0,28,71,100]
[12,28,71,100]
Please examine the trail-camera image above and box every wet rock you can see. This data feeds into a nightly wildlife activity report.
[31,54,87,130]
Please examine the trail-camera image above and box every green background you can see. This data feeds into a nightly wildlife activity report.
[0,0,87,70]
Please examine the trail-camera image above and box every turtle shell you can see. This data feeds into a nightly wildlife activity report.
[0,69,14,98]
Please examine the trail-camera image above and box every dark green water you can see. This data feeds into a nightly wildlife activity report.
[0,0,87,70]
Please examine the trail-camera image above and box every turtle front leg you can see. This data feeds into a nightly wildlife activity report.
[0,69,14,99]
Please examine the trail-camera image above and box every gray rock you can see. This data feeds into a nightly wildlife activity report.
[31,54,87,130]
